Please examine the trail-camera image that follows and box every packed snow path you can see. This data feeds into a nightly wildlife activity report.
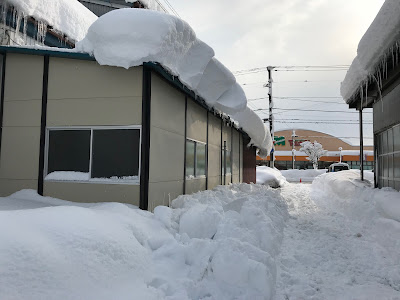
[274,182,400,300]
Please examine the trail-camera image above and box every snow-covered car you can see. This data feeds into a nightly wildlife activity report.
[327,162,350,172]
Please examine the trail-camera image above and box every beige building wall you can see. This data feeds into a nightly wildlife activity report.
[185,99,207,194]
[208,113,222,189]
[43,58,143,206]
[0,54,43,196]
[148,73,185,210]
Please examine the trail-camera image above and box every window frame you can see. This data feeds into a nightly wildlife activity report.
[185,138,207,180]
[44,125,142,185]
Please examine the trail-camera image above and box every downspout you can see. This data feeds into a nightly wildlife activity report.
[359,107,364,181]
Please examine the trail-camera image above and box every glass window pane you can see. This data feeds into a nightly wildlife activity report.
[388,128,394,153]
[48,130,90,173]
[186,140,195,177]
[384,156,389,178]
[382,131,388,154]
[388,154,393,180]
[226,151,232,174]
[196,143,206,176]
[394,153,400,179]
[395,181,400,192]
[394,125,400,152]
[92,129,140,179]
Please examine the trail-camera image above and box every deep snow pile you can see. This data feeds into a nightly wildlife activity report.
[275,171,400,299]
[256,166,287,187]
[2,0,97,43]
[313,170,399,222]
[0,185,288,300]
[75,9,272,155]
[341,0,400,101]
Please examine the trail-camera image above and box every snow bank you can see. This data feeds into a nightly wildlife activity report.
[75,8,272,154]
[341,0,400,101]
[312,170,400,223]
[281,169,327,182]
[0,185,288,299]
[256,166,287,187]
[3,0,97,43]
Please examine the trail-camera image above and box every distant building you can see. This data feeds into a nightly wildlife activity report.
[257,129,374,170]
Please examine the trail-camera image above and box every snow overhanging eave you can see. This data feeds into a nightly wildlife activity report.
[143,62,251,136]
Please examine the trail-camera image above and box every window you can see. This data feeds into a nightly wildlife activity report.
[221,141,232,176]
[376,123,400,191]
[45,127,141,184]
[185,139,206,178]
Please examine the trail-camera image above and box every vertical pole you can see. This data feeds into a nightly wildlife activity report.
[38,55,49,196]
[267,66,274,168]
[183,96,187,194]
[292,130,295,169]
[224,140,227,185]
[140,66,152,210]
[0,53,6,157]
[359,108,364,181]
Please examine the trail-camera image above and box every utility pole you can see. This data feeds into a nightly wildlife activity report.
[291,130,298,169]
[267,66,275,168]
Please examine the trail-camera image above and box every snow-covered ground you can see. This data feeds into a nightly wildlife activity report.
[1,171,399,299]
[0,185,288,300]
[275,170,400,299]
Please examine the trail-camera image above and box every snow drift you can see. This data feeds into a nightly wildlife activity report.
[0,185,288,300]
[3,0,97,43]
[312,170,400,223]
[341,0,400,101]
[256,166,287,187]
[76,8,272,154]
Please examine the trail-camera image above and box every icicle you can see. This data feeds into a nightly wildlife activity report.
[12,7,17,29]
[36,20,47,45]
[15,11,21,34]
[372,74,383,112]
[22,13,27,43]
[1,3,7,39]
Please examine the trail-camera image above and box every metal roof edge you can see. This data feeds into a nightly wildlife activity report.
[143,62,250,139]
[0,46,94,61]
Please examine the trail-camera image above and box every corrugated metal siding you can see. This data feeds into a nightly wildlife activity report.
[79,2,117,16]
[78,0,130,16]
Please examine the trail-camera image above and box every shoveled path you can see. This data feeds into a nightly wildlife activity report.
[273,183,400,300]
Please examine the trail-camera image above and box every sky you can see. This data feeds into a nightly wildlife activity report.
[160,0,386,146]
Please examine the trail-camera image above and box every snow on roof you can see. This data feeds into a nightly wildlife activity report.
[76,8,272,154]
[341,0,400,102]
[3,0,98,42]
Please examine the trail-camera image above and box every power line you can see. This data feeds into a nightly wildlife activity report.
[275,96,342,99]
[233,65,350,75]
[162,0,181,17]
[274,118,371,122]
[274,121,373,124]
[248,96,345,104]
[254,107,372,113]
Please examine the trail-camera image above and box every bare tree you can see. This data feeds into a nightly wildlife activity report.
[300,141,328,170]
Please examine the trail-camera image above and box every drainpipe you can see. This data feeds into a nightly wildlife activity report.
[359,108,364,181]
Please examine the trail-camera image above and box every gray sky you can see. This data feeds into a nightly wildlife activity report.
[163,0,386,146]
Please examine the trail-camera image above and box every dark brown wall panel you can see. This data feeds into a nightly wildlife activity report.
[242,139,256,184]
